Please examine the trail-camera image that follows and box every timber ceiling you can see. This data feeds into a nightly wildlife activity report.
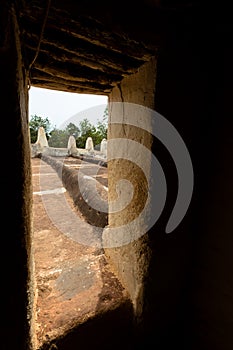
[18,0,203,95]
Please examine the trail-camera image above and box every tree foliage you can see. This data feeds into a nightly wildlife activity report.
[48,123,80,148]
[76,107,108,149]
[48,128,69,148]
[29,114,52,143]
[30,106,108,149]
[76,118,97,148]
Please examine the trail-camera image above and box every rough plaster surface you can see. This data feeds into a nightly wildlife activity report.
[35,127,49,148]
[104,57,156,316]
[1,4,35,349]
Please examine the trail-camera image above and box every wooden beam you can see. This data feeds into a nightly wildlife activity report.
[31,68,114,92]
[32,52,123,85]
[20,4,156,61]
[25,42,134,76]
[31,80,111,95]
[21,21,147,74]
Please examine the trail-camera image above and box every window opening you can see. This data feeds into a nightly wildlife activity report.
[30,87,128,348]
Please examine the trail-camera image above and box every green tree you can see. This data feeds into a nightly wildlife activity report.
[76,118,97,148]
[65,122,80,138]
[48,123,80,148]
[102,106,108,124]
[96,106,108,140]
[76,108,108,149]
[48,128,69,148]
[29,114,52,143]
[93,107,108,149]
[41,107,108,149]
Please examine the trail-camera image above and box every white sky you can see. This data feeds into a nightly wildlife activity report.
[28,86,108,129]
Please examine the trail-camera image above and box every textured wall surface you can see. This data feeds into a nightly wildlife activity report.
[0,2,35,349]
[104,58,156,319]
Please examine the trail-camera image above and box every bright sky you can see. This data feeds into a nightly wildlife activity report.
[28,86,108,129]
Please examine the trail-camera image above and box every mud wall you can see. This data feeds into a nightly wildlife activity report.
[103,57,157,320]
[0,2,35,349]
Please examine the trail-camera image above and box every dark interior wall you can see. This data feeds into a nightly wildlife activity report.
[0,2,34,350]
[139,5,233,349]
[189,33,233,350]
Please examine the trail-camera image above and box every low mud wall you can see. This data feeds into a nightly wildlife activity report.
[38,154,108,228]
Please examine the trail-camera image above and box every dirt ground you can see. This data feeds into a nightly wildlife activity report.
[31,157,128,349]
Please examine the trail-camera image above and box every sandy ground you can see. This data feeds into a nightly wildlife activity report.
[31,157,127,348]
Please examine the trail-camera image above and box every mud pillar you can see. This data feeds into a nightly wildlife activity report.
[35,126,49,148]
[103,57,156,320]
[0,2,35,349]
[85,136,94,152]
